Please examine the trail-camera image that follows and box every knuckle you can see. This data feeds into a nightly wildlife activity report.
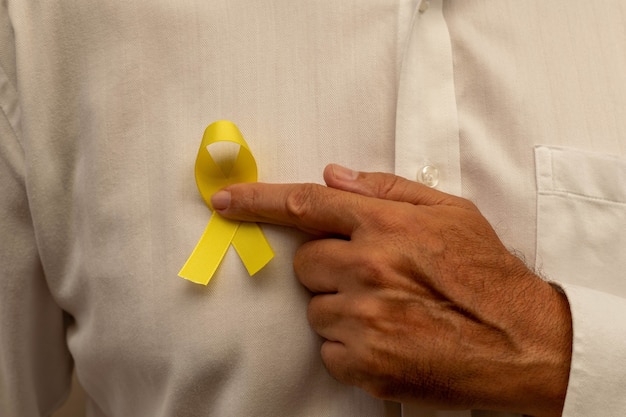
[227,184,261,216]
[240,185,262,211]
[359,255,390,288]
[376,175,405,200]
[285,183,319,221]
[364,202,416,236]
[353,297,385,328]
[294,239,323,268]
[352,248,400,291]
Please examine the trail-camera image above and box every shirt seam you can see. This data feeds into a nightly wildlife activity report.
[537,189,626,206]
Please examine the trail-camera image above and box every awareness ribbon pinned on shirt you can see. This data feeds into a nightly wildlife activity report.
[179,120,274,285]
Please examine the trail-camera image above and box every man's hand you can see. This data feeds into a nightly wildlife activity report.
[211,164,572,416]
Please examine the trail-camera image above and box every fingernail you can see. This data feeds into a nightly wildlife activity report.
[331,164,358,181]
[211,190,231,210]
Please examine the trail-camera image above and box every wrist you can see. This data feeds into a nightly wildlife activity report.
[511,276,573,416]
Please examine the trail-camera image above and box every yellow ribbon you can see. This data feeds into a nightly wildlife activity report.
[179,120,274,285]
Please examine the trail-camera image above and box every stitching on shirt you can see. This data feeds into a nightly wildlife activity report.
[538,189,626,206]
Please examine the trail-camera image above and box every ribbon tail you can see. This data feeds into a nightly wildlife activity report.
[178,214,239,285]
[232,222,275,276]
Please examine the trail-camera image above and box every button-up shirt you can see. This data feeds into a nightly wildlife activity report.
[1,1,625,416]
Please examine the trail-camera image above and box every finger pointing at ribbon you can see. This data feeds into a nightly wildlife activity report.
[211,181,372,238]
[211,164,472,238]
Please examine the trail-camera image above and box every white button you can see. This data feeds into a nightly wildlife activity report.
[419,0,430,13]
[418,165,439,188]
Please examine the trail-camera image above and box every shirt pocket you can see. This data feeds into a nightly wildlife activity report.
[534,146,626,297]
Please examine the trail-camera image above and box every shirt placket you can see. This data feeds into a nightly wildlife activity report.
[396,0,468,416]
[395,0,461,197]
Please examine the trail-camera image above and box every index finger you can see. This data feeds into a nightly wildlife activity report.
[211,182,363,236]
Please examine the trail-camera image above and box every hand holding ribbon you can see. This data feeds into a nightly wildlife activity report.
[178,121,274,285]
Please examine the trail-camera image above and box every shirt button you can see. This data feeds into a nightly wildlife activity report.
[419,0,430,13]
[418,165,439,188]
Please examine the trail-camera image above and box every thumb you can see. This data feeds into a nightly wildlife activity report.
[323,164,465,207]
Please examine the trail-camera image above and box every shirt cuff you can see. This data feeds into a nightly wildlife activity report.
[559,284,626,416]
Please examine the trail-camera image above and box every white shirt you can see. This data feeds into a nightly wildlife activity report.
[1,1,625,416]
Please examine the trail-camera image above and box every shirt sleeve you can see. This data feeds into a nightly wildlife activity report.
[559,285,626,416]
[0,5,73,415]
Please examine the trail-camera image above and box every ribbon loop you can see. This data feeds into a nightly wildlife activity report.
[179,121,274,285]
